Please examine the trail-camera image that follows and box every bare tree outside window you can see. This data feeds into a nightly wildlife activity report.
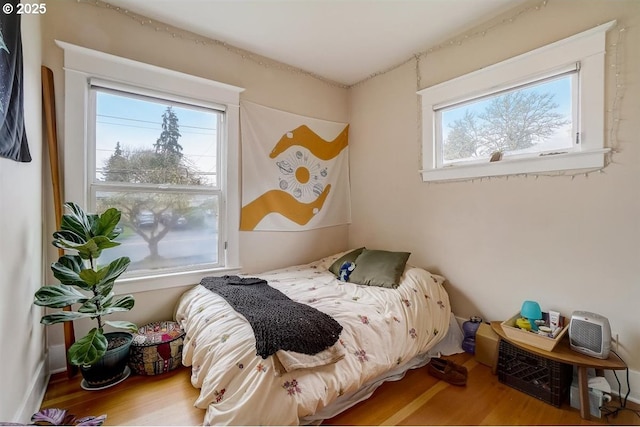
[442,83,570,163]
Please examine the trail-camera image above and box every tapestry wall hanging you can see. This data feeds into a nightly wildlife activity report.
[0,1,30,162]
[240,101,351,231]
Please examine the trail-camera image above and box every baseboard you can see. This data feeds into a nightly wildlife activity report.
[15,356,49,423]
[605,366,640,405]
[454,315,639,404]
[48,343,67,374]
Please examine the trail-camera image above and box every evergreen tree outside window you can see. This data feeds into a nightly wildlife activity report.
[91,87,223,275]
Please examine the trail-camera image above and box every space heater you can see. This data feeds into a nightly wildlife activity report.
[569,311,611,359]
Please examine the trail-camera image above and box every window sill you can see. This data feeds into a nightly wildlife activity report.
[420,149,610,182]
[113,266,242,295]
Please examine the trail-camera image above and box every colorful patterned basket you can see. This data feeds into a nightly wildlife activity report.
[128,321,185,376]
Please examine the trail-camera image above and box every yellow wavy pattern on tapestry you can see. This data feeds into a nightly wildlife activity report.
[240,123,349,230]
[270,124,349,160]
[240,186,331,231]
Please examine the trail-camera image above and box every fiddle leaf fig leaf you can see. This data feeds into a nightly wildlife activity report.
[77,299,98,313]
[97,281,114,298]
[68,328,107,366]
[34,285,88,308]
[100,295,135,315]
[95,257,130,291]
[104,320,138,332]
[61,202,92,239]
[93,207,122,239]
[58,236,120,260]
[53,229,84,245]
[93,236,121,250]
[40,310,93,325]
[78,269,100,287]
[51,255,88,289]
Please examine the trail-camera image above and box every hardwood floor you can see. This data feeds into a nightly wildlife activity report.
[42,366,204,425]
[41,352,640,425]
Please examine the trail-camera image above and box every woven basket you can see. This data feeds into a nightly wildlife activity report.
[129,321,185,376]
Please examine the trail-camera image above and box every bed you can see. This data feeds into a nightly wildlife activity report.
[174,249,456,425]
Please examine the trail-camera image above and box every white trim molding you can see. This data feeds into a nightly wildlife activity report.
[418,21,616,182]
[56,40,244,290]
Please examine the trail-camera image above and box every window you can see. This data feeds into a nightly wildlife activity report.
[418,21,615,182]
[438,69,576,166]
[57,41,244,292]
[91,86,224,274]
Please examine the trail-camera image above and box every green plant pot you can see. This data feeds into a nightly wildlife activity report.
[79,332,133,389]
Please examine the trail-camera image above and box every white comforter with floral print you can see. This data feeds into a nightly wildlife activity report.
[175,253,451,426]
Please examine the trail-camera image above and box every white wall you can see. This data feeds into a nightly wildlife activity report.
[348,0,640,401]
[0,12,47,423]
[40,0,350,371]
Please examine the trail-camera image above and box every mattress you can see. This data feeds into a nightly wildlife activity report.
[175,251,452,425]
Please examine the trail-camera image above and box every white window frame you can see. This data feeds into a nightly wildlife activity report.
[417,21,616,182]
[88,82,227,271]
[57,40,244,294]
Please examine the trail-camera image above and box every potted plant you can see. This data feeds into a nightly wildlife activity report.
[34,202,137,388]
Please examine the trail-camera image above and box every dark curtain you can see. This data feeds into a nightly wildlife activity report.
[0,0,31,162]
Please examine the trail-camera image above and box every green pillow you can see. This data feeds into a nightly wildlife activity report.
[328,247,365,276]
[349,249,411,289]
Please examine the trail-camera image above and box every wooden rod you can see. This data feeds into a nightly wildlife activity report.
[42,65,77,378]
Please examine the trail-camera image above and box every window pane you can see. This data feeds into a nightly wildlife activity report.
[441,75,573,164]
[95,89,220,186]
[95,191,219,272]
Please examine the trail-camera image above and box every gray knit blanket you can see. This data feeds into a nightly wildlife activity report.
[200,276,343,359]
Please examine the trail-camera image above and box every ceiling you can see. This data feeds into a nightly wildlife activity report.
[105,0,520,86]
